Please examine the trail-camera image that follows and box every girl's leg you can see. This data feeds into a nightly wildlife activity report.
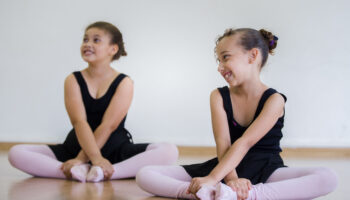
[215,167,338,200]
[70,164,90,182]
[259,167,338,199]
[87,143,179,182]
[8,144,90,181]
[136,165,196,199]
[112,143,178,179]
[8,144,66,179]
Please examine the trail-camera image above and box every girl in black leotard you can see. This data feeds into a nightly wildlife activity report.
[8,21,178,182]
[135,28,338,200]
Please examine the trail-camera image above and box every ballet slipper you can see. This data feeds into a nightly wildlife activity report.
[215,183,237,200]
[86,166,104,182]
[196,185,216,200]
[70,164,90,182]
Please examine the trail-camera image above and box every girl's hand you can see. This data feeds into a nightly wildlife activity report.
[91,156,114,180]
[187,176,218,195]
[61,158,84,179]
[226,178,252,200]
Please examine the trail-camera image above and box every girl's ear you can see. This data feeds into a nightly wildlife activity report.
[248,48,259,64]
[111,44,119,56]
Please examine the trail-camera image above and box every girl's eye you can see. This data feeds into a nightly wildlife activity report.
[223,55,230,60]
[83,38,88,43]
[93,38,100,43]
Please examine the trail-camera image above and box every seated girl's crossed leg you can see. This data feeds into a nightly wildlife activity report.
[136,165,338,200]
[8,142,178,182]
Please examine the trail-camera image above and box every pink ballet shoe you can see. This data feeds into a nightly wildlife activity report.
[86,166,104,182]
[70,164,90,182]
[196,185,216,200]
[215,183,237,200]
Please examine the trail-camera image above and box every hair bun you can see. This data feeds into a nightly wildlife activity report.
[259,29,278,54]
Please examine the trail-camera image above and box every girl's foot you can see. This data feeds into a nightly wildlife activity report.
[215,183,237,200]
[86,166,104,182]
[196,185,216,200]
[70,164,90,182]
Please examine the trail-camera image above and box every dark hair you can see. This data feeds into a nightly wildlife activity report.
[86,21,127,61]
[216,28,278,67]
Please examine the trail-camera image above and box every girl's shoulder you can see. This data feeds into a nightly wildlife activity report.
[107,72,134,95]
[106,70,133,85]
[210,86,229,97]
[63,71,89,93]
[265,92,286,106]
[117,74,133,89]
[264,88,287,103]
[210,88,224,103]
[114,72,133,85]
[64,72,78,86]
[210,86,232,105]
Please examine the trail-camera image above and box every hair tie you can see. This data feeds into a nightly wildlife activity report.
[269,35,278,47]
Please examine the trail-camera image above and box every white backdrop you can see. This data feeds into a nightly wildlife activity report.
[0,0,349,147]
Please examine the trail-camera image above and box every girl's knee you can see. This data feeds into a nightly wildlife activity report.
[148,143,179,163]
[136,166,156,187]
[162,143,179,160]
[314,167,338,193]
[8,145,26,166]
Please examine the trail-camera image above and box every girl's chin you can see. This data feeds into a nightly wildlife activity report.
[227,81,239,87]
[224,78,233,84]
[82,57,95,63]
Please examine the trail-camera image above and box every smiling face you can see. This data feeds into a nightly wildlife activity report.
[216,34,253,87]
[80,27,118,64]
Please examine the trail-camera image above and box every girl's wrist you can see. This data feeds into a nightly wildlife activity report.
[208,173,221,183]
[90,154,103,164]
[224,171,239,182]
[76,156,88,163]
[224,176,238,183]
[76,151,89,162]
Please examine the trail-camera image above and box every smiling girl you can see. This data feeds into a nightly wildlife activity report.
[136,28,338,200]
[8,21,178,182]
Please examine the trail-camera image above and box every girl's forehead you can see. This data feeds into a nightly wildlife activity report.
[85,27,108,36]
[216,35,240,54]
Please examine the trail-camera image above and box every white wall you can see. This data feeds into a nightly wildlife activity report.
[0,0,349,147]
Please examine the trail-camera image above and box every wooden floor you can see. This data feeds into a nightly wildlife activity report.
[1,151,348,200]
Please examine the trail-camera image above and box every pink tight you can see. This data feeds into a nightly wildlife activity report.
[8,143,178,181]
[137,165,195,199]
[136,165,338,200]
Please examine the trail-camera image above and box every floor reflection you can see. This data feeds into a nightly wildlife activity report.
[8,178,157,200]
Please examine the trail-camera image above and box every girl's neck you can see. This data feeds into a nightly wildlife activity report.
[85,61,115,78]
[230,76,266,98]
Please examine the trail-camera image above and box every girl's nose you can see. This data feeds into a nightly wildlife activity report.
[84,41,92,47]
[82,39,92,47]
[217,63,224,72]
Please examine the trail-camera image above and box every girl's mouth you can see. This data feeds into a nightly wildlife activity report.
[83,49,94,55]
[223,71,232,80]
